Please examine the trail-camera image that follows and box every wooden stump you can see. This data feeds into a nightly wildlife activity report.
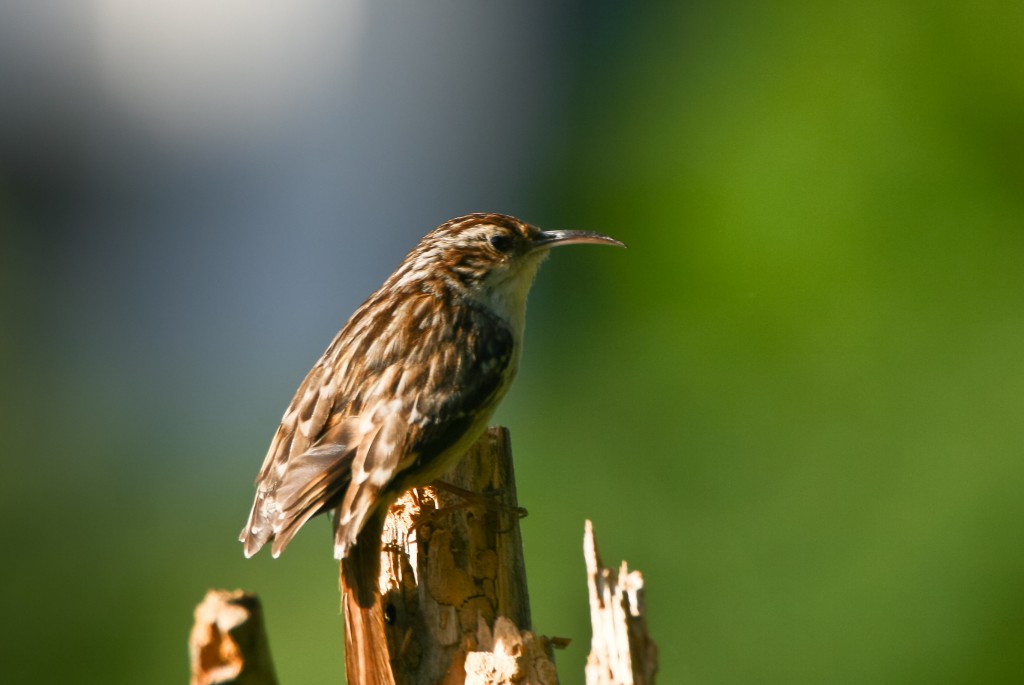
[341,426,559,684]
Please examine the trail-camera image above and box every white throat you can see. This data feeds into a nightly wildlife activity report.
[472,251,548,340]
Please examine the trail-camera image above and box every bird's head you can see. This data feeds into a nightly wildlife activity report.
[394,213,624,324]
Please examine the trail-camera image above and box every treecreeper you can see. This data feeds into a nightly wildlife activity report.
[240,212,624,612]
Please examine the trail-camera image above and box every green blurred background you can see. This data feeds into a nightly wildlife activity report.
[2,1,1022,683]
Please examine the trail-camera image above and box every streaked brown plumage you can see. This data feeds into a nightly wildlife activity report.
[240,213,623,608]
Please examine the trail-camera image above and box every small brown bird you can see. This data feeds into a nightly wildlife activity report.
[240,213,623,602]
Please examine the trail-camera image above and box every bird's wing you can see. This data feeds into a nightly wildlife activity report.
[240,351,349,557]
[240,293,515,559]
[400,301,517,473]
[328,301,517,560]
[272,404,409,559]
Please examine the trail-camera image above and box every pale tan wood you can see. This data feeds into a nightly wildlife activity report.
[464,616,560,685]
[189,589,279,685]
[584,521,658,685]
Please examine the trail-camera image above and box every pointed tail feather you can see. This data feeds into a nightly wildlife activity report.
[340,508,395,684]
[340,507,387,608]
[342,589,396,685]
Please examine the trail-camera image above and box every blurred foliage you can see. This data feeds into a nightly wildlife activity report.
[3,1,1023,683]
[514,2,1024,683]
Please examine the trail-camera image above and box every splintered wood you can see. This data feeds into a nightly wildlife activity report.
[464,617,560,685]
[189,589,279,685]
[347,426,558,685]
[584,521,658,685]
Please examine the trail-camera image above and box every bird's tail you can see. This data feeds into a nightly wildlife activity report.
[340,508,395,685]
[342,588,395,685]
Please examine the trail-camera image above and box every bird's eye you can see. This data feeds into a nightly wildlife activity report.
[489,234,513,253]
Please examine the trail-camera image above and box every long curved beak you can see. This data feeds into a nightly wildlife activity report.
[533,230,626,249]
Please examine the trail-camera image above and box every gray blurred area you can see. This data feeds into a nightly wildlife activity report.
[1,2,580,682]
[1,0,570,419]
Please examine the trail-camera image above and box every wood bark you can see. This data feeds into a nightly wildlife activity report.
[340,426,559,685]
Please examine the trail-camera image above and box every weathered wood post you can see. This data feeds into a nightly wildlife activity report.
[340,426,558,685]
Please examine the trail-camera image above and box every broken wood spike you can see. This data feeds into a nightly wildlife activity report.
[584,520,658,685]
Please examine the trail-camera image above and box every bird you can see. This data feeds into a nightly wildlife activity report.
[240,212,624,606]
